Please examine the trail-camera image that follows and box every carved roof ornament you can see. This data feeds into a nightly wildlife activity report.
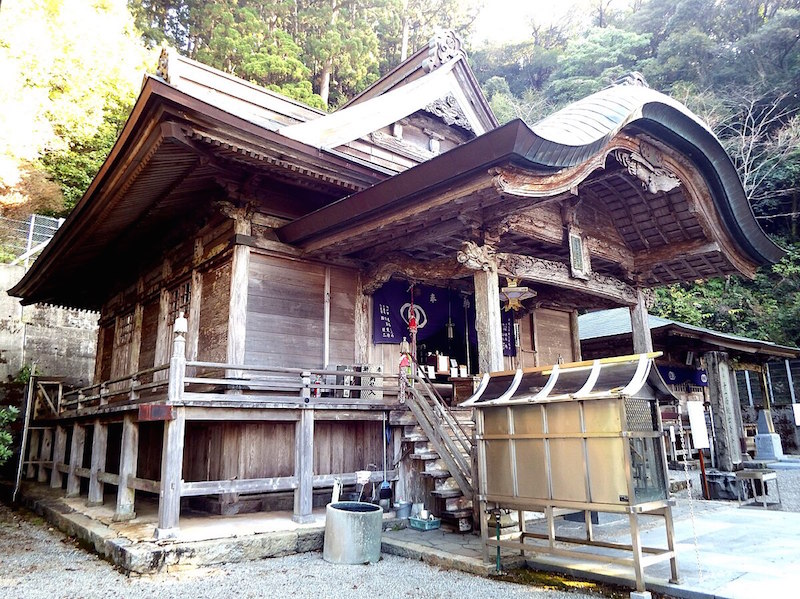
[613,148,681,194]
[612,71,650,88]
[424,94,473,132]
[155,46,170,83]
[422,30,466,73]
[457,241,496,272]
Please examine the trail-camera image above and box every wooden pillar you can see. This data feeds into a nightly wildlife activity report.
[38,427,53,483]
[629,288,653,354]
[227,217,250,370]
[293,408,315,523]
[473,267,504,374]
[50,425,67,489]
[156,407,186,539]
[569,309,582,362]
[66,423,86,497]
[87,419,108,506]
[354,275,370,365]
[323,267,331,366]
[114,413,139,521]
[26,429,41,479]
[187,269,203,362]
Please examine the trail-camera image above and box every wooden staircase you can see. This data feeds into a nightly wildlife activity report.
[404,374,475,532]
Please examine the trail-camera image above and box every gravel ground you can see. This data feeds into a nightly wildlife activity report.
[0,503,597,599]
[3,467,799,598]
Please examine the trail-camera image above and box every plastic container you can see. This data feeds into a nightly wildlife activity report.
[323,501,383,564]
[409,516,441,531]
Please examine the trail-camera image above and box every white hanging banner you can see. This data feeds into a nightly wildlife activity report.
[793,403,800,426]
[687,401,710,449]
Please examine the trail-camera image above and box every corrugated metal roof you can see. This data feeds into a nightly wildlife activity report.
[578,307,800,356]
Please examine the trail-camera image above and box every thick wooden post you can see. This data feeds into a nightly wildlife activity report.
[227,228,250,370]
[50,425,67,489]
[38,427,53,483]
[26,429,41,479]
[704,351,743,472]
[66,423,86,497]
[155,315,189,538]
[156,407,186,539]
[114,413,139,521]
[629,288,653,354]
[293,408,315,523]
[473,267,504,374]
[87,419,108,506]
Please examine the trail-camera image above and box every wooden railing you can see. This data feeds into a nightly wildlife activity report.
[61,364,170,412]
[402,372,474,498]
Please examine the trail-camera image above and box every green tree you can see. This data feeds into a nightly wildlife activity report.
[0,405,19,467]
[1,0,150,215]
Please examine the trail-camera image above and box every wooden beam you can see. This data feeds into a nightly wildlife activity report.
[66,424,86,497]
[156,407,186,539]
[113,413,138,521]
[293,408,314,523]
[496,252,639,306]
[87,419,108,506]
[497,208,635,274]
[362,253,469,294]
[181,476,297,497]
[634,240,721,271]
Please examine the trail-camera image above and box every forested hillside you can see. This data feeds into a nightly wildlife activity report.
[2,0,800,345]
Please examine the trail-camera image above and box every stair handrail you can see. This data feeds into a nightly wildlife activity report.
[412,374,473,456]
[409,356,473,453]
[404,384,473,497]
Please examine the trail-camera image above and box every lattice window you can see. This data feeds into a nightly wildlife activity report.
[115,312,135,347]
[167,281,191,325]
[625,398,657,432]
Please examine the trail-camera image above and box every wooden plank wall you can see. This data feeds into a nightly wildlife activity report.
[138,298,160,372]
[314,421,384,475]
[136,422,163,482]
[95,324,115,383]
[198,262,231,363]
[91,214,234,384]
[183,421,296,481]
[247,254,325,368]
[329,267,357,366]
[533,307,574,366]
[246,254,358,369]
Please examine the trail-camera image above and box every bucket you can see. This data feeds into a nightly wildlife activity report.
[323,501,383,564]
[393,501,412,519]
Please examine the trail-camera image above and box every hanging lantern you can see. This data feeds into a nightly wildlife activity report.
[499,278,536,311]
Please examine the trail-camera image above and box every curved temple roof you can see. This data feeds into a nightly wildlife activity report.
[280,83,783,270]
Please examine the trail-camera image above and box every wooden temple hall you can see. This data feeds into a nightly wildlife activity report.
[12,31,782,543]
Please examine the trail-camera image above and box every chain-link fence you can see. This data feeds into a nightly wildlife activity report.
[0,214,63,266]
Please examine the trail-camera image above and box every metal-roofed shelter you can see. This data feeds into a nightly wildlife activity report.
[464,353,678,592]
[580,308,800,468]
